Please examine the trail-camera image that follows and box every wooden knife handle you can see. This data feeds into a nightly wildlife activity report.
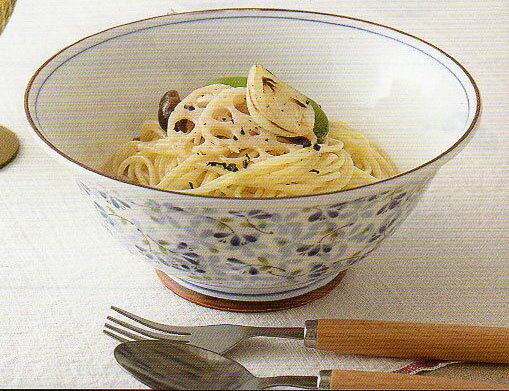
[323,369,508,389]
[307,319,509,363]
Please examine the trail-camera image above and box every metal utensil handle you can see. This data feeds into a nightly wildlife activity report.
[247,326,305,340]
[305,319,509,363]
[257,375,318,389]
[319,369,508,389]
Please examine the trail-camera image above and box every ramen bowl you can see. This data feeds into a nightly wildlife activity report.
[25,9,479,311]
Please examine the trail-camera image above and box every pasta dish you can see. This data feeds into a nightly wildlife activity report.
[105,65,397,197]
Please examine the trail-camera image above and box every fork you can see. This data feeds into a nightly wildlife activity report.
[104,306,509,363]
[104,306,304,354]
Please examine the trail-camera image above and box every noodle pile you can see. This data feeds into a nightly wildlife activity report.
[105,77,397,198]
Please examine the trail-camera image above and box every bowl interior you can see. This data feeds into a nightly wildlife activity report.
[26,9,477,176]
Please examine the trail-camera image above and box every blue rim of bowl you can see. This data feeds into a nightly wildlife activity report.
[24,8,481,201]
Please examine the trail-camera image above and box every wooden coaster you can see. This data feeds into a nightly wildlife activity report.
[156,270,346,312]
[0,126,19,168]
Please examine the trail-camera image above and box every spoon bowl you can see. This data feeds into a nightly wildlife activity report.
[114,340,318,390]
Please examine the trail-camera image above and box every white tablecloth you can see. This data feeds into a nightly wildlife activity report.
[0,0,507,388]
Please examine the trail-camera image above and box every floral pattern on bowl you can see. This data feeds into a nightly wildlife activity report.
[77,180,427,294]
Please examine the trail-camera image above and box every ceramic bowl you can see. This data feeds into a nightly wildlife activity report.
[25,9,479,308]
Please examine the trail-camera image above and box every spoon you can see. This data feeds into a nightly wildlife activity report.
[113,340,506,390]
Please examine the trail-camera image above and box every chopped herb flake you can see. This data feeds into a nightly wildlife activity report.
[207,162,238,172]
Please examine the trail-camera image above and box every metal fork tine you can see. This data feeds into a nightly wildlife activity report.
[104,323,149,342]
[106,316,190,342]
[111,306,192,335]
[103,329,130,343]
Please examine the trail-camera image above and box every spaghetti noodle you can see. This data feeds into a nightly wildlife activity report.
[104,66,397,198]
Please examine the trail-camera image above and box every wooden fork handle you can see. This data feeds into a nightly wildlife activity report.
[305,319,509,363]
[320,369,508,389]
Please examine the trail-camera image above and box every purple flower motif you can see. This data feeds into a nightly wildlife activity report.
[296,243,335,257]
[212,229,258,246]
[77,181,91,195]
[161,202,184,212]
[248,210,273,219]
[309,263,329,279]
[248,267,259,275]
[95,191,131,210]
[308,211,324,222]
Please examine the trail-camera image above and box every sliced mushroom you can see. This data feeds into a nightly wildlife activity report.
[158,90,181,131]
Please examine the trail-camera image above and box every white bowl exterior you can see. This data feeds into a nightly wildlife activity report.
[75,168,433,294]
[26,9,479,297]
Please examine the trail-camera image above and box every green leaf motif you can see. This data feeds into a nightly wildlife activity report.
[257,256,269,266]
[158,245,169,254]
